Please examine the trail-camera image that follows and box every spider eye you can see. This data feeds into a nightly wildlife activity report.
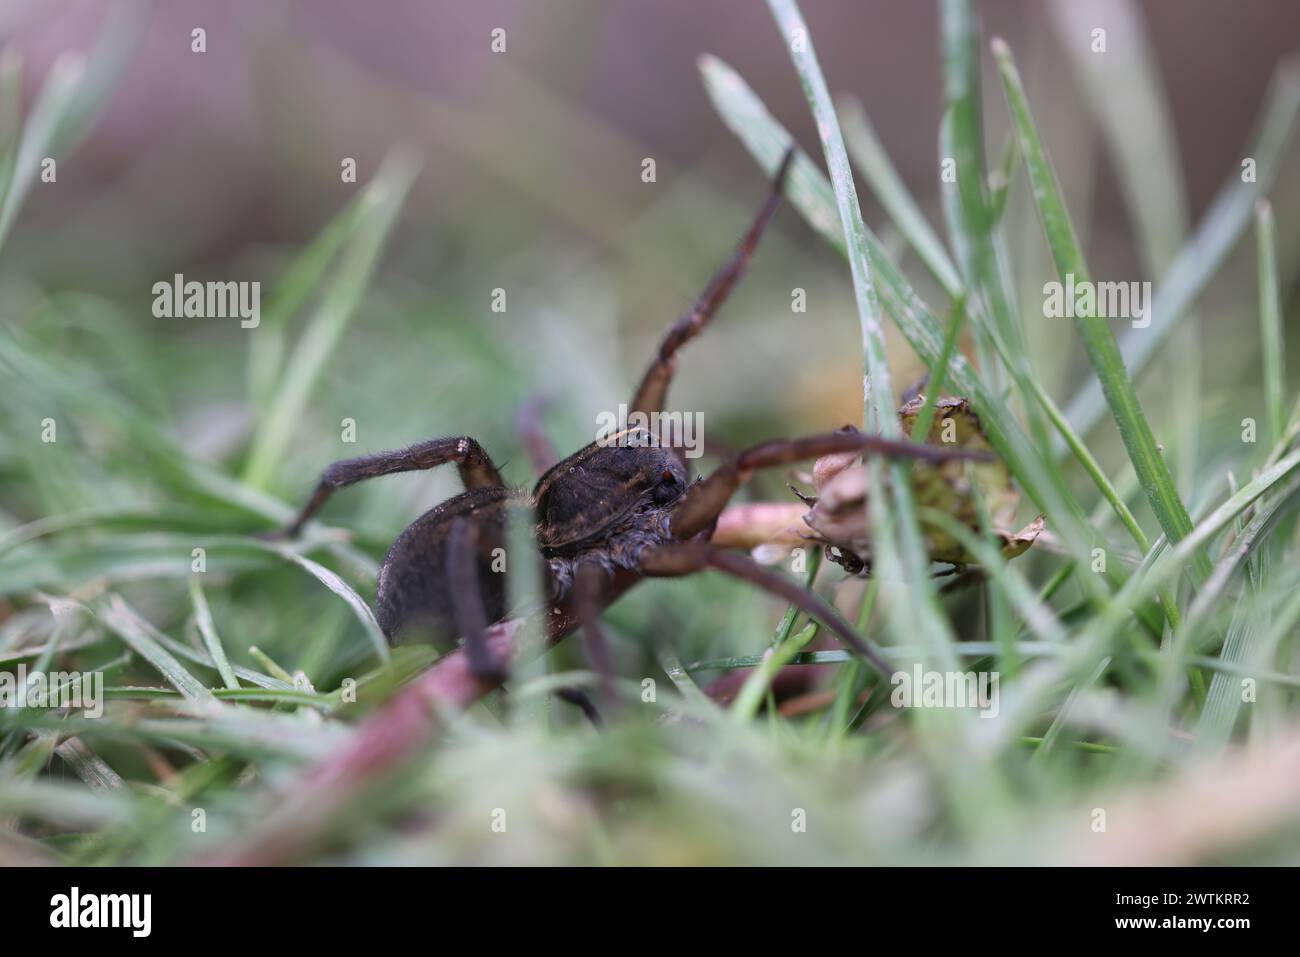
[652,469,681,504]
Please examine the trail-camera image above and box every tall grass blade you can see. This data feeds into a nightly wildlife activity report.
[992,37,1206,582]
[242,150,419,489]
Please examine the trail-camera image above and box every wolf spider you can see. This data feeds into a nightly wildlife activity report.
[272,150,978,708]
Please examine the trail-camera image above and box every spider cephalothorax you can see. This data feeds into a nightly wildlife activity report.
[533,430,689,596]
[273,149,987,699]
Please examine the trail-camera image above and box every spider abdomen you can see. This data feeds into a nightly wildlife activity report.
[375,486,519,648]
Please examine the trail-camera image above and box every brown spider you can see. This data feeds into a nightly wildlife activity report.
[271,150,982,704]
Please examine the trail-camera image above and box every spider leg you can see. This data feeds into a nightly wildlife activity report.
[573,561,619,710]
[670,428,991,541]
[554,687,603,727]
[274,435,503,537]
[515,395,559,475]
[447,517,509,685]
[628,146,795,421]
[639,542,893,677]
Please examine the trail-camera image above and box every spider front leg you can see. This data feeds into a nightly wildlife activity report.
[273,435,504,538]
[639,541,893,677]
[669,428,990,541]
[629,147,795,422]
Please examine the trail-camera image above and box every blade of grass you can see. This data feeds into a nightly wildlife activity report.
[0,53,83,250]
[936,0,1145,571]
[69,589,289,691]
[1181,476,1300,738]
[700,51,1133,619]
[939,0,1013,388]
[247,191,372,412]
[731,549,824,722]
[997,445,1300,747]
[1060,56,1300,442]
[188,575,240,691]
[657,648,717,712]
[986,132,1019,225]
[259,541,389,664]
[763,1,1019,835]
[0,48,22,216]
[242,149,419,489]
[766,547,820,649]
[765,0,958,678]
[838,95,962,297]
[1255,201,1286,446]
[1049,0,1201,497]
[100,595,216,709]
[830,13,1153,583]
[731,622,819,722]
[54,736,123,791]
[909,296,967,442]
[707,60,1071,559]
[0,0,146,252]
[992,37,1207,585]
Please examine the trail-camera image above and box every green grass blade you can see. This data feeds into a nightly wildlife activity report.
[936,0,1136,561]
[986,132,1019,225]
[838,95,962,297]
[1048,0,1191,271]
[699,51,1116,611]
[1192,494,1294,749]
[909,296,967,442]
[55,736,123,791]
[998,446,1300,745]
[0,53,83,251]
[938,0,1009,385]
[992,37,1206,582]
[100,596,217,709]
[260,542,390,664]
[1255,201,1286,446]
[764,0,957,677]
[0,48,22,216]
[242,149,419,489]
[247,192,372,412]
[1049,0,1201,493]
[1060,56,1300,442]
[188,575,240,691]
[731,622,819,722]
[0,0,145,253]
[699,53,1053,509]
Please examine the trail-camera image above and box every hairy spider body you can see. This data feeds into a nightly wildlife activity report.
[374,435,686,648]
[532,436,688,596]
[374,485,513,647]
[275,149,988,696]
